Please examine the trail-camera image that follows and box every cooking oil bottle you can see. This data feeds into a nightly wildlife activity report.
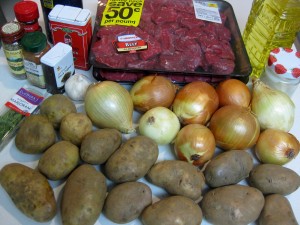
[243,0,300,78]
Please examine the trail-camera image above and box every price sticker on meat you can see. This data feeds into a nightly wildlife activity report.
[101,0,144,27]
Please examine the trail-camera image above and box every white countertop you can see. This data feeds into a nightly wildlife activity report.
[1,1,299,225]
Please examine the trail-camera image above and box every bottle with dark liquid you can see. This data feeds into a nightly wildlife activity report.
[40,0,83,43]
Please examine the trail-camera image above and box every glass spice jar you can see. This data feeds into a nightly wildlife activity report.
[21,31,51,89]
[261,47,300,97]
[13,0,42,33]
[0,21,26,79]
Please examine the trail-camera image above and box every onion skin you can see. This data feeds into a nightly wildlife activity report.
[85,81,135,133]
[174,124,216,167]
[130,75,178,112]
[138,106,180,145]
[255,128,300,165]
[216,79,251,107]
[172,81,219,125]
[209,105,260,151]
[251,79,295,132]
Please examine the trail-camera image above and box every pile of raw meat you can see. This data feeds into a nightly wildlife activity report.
[90,0,236,80]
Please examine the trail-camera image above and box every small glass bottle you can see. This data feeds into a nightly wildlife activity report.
[21,31,51,89]
[14,0,42,33]
[260,47,300,97]
[0,21,26,79]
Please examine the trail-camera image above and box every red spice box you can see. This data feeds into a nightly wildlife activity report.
[49,5,92,70]
[89,0,252,84]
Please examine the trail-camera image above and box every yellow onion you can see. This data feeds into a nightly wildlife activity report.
[174,124,216,167]
[138,106,180,145]
[130,75,178,112]
[255,128,300,165]
[209,105,260,151]
[216,78,251,107]
[172,81,219,125]
[85,81,135,133]
[251,79,295,132]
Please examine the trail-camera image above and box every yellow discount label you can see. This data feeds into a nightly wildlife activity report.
[101,0,144,27]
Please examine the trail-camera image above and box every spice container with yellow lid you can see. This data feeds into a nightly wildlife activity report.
[0,21,26,79]
[261,47,300,97]
[21,31,51,89]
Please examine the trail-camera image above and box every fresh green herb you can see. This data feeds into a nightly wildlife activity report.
[0,109,24,140]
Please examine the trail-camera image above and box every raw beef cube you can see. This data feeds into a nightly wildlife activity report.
[211,58,235,74]
[128,58,158,70]
[99,69,144,82]
[151,7,177,24]
[159,52,184,71]
[91,36,115,58]
[139,40,162,61]
[216,26,231,41]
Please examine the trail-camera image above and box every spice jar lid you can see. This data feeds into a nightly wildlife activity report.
[21,31,47,53]
[0,22,25,44]
[14,1,39,22]
[268,47,300,79]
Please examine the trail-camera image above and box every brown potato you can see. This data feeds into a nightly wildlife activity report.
[61,164,107,225]
[146,160,205,201]
[0,163,57,222]
[105,135,159,183]
[60,112,93,146]
[258,194,298,225]
[38,141,80,180]
[201,184,265,225]
[141,195,202,225]
[248,164,300,195]
[80,128,122,164]
[15,114,56,154]
[103,182,152,223]
[40,94,77,129]
[204,150,253,187]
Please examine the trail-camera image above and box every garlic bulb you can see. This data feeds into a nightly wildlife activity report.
[251,79,295,132]
[65,74,93,101]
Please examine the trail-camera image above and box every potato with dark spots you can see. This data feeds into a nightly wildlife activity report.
[146,160,205,201]
[0,163,57,222]
[40,94,77,129]
[15,114,56,154]
[80,128,122,164]
[60,112,93,146]
[103,182,152,223]
[258,194,298,225]
[204,150,253,187]
[61,164,107,225]
[248,164,300,195]
[201,184,265,225]
[38,141,80,180]
[141,195,202,225]
[105,135,159,183]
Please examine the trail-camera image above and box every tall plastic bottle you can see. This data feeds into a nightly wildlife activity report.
[242,0,300,78]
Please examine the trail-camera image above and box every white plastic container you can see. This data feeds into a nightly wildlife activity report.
[41,42,75,94]
[261,47,300,97]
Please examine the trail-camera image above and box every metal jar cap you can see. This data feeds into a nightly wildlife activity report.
[14,0,39,22]
[21,31,47,53]
[268,47,300,79]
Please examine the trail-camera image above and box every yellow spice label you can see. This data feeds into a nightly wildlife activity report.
[101,0,144,27]
[4,49,26,74]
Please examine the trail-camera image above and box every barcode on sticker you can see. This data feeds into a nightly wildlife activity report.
[193,0,222,24]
